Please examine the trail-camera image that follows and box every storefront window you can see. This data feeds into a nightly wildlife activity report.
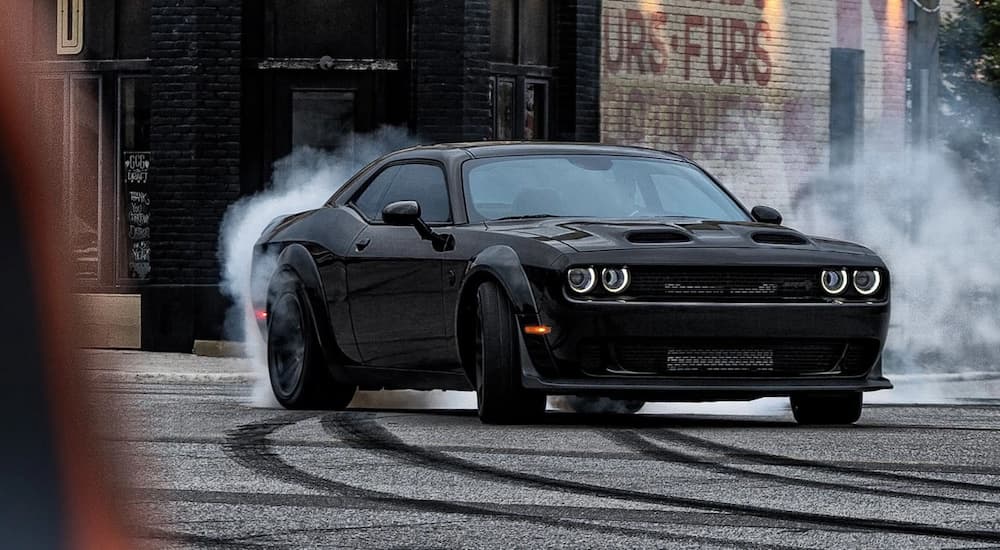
[495,78,515,140]
[524,81,546,140]
[121,76,151,279]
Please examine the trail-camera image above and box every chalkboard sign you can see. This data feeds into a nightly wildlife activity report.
[124,151,151,279]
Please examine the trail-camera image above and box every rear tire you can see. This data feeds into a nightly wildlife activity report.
[267,270,356,410]
[474,281,546,424]
[790,392,863,425]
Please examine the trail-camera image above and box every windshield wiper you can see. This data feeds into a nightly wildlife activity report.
[492,214,560,221]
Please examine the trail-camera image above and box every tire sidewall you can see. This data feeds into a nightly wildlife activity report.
[267,275,314,406]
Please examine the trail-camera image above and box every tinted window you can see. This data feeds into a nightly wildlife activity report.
[353,164,451,223]
[354,165,400,220]
[463,155,748,223]
[381,164,451,223]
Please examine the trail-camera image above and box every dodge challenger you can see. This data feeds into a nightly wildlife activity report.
[252,143,891,424]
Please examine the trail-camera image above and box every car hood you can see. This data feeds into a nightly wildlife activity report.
[484,218,876,256]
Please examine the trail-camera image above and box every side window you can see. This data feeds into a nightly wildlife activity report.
[353,165,401,220]
[381,164,451,223]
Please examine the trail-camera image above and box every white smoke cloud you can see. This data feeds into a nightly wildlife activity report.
[218,127,417,407]
[787,142,1000,374]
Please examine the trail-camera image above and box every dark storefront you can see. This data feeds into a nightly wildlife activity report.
[24,0,600,351]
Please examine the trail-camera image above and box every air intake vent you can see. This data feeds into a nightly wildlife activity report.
[752,232,808,245]
[626,230,691,244]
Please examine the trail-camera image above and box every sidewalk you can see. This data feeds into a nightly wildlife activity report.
[83,349,255,384]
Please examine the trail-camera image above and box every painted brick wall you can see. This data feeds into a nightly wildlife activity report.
[149,0,242,285]
[600,0,907,213]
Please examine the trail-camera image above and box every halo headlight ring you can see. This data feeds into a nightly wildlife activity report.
[853,269,882,296]
[601,267,631,293]
[820,269,849,295]
[567,267,597,294]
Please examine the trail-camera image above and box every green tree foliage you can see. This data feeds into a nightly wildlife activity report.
[939,0,1000,188]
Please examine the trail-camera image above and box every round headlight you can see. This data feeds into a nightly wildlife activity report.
[601,267,630,293]
[567,267,597,294]
[853,269,881,296]
[821,269,848,295]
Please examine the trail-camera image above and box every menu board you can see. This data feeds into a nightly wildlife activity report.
[124,151,151,279]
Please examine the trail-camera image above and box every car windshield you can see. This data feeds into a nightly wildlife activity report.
[463,155,749,223]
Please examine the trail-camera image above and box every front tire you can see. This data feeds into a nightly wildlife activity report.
[474,281,546,424]
[267,271,356,410]
[790,392,863,425]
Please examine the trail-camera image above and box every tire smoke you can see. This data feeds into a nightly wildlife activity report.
[786,140,1000,400]
[218,128,417,407]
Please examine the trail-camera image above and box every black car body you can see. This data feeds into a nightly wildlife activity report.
[252,143,891,424]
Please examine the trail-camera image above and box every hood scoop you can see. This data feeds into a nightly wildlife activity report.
[625,230,692,244]
[752,232,808,245]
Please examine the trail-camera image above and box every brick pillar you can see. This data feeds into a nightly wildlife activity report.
[557,0,602,142]
[145,0,242,351]
[412,0,491,142]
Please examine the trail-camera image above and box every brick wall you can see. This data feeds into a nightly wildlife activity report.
[412,0,492,142]
[556,0,603,141]
[149,0,242,285]
[600,0,907,213]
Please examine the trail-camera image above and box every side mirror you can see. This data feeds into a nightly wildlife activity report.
[382,200,421,226]
[380,200,455,252]
[751,205,782,225]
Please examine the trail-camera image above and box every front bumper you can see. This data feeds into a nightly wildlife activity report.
[518,300,892,400]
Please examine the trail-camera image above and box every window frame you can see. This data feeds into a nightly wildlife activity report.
[347,160,454,226]
[488,0,555,140]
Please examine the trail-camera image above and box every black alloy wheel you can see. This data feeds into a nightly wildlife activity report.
[474,281,546,424]
[267,271,356,410]
[790,392,863,425]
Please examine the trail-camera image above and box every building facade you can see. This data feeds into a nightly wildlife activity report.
[23,0,918,351]
[24,0,601,350]
[601,0,909,214]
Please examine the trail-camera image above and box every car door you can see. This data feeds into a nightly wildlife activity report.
[346,161,455,369]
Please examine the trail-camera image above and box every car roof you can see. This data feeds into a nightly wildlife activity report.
[388,141,691,162]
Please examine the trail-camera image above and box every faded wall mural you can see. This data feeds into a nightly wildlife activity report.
[600,0,907,211]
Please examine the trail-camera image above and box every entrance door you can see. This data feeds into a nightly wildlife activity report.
[274,73,375,157]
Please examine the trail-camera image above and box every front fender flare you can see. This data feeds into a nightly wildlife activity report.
[461,245,539,316]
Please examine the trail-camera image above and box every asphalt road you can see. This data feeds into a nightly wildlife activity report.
[90,354,1000,549]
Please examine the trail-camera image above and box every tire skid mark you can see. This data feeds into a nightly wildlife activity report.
[321,413,805,550]
[606,431,1000,509]
[222,412,737,546]
[321,413,1000,545]
[654,430,1000,495]
[142,527,276,549]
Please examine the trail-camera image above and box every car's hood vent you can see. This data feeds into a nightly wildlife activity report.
[625,230,692,244]
[752,232,808,245]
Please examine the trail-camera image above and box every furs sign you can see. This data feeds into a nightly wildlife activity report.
[603,4,773,86]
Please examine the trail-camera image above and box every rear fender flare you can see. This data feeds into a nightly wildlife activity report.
[270,244,340,372]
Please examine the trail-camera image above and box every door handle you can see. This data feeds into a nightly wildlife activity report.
[355,238,371,251]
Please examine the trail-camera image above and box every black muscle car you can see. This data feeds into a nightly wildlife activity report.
[252,143,891,424]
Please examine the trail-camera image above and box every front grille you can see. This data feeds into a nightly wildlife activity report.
[579,339,878,377]
[626,267,821,301]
